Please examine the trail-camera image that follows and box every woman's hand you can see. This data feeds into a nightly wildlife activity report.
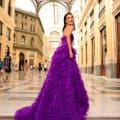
[69,51,74,58]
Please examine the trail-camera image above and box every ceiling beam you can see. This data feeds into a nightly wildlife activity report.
[31,0,76,15]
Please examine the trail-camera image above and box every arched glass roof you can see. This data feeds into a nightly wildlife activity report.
[39,2,67,35]
[15,0,77,34]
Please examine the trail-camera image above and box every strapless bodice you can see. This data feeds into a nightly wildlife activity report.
[61,34,74,46]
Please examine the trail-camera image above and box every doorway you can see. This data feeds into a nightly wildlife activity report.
[91,37,95,74]
[116,13,120,78]
[19,52,25,71]
[100,27,107,76]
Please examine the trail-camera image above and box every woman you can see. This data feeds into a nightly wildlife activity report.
[24,60,29,75]
[14,12,89,120]
[44,60,48,72]
[3,51,12,82]
[38,62,42,73]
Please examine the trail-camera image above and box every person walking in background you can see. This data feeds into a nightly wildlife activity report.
[0,58,4,80]
[43,60,48,72]
[38,62,42,73]
[15,12,89,120]
[38,62,42,78]
[3,51,12,82]
[24,59,29,75]
[0,58,3,73]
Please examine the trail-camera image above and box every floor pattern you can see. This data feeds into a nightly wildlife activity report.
[0,70,120,118]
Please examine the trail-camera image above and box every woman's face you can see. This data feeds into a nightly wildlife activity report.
[65,14,74,25]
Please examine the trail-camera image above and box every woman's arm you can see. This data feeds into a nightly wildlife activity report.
[65,25,74,58]
[66,34,73,58]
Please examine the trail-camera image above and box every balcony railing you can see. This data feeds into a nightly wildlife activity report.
[13,43,37,50]
[13,43,43,56]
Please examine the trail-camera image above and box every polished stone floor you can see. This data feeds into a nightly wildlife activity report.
[0,70,120,119]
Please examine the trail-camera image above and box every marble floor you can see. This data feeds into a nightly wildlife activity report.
[0,70,120,119]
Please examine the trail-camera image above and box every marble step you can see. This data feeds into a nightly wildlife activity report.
[0,116,120,120]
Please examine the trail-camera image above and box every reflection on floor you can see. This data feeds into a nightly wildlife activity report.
[0,70,120,120]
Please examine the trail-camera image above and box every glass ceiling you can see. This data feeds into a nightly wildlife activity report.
[15,0,79,35]
[39,2,67,35]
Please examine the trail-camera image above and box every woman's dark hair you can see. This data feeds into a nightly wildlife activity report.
[25,59,27,63]
[62,12,75,31]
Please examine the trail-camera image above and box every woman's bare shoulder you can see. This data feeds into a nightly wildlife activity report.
[63,27,73,37]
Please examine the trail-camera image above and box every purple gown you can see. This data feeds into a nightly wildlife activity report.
[14,34,89,120]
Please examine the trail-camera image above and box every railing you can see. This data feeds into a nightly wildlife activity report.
[13,43,43,56]
[13,43,37,50]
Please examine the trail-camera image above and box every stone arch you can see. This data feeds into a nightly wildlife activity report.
[50,31,60,36]
[19,52,25,71]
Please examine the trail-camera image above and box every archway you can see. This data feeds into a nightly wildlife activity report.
[19,52,25,71]
[116,13,120,78]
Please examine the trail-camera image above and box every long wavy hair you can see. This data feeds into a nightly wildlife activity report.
[62,12,75,32]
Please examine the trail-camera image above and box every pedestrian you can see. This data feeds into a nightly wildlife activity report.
[3,51,12,82]
[38,62,42,73]
[24,59,29,75]
[38,62,42,78]
[43,60,48,72]
[0,58,3,73]
[14,12,89,120]
[0,58,4,77]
